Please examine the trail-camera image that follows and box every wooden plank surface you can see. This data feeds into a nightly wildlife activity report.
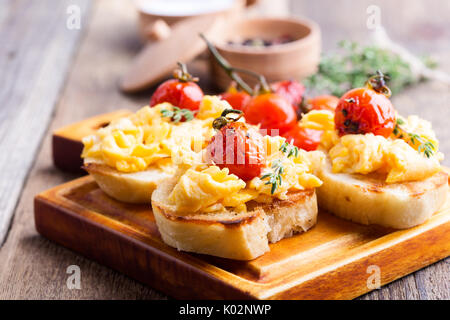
[0,0,449,299]
[0,0,91,244]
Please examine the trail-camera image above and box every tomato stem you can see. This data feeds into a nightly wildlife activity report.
[200,34,271,95]
[366,70,392,97]
[231,67,271,94]
[298,97,310,114]
[212,109,243,130]
[173,62,199,83]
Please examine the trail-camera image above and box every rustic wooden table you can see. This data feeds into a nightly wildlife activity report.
[0,0,449,299]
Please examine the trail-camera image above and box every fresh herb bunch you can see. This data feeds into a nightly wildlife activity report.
[304,40,434,97]
[261,141,300,194]
[160,107,194,123]
[393,118,435,158]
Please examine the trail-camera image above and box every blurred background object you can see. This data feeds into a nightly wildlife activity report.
[123,0,307,92]
[136,0,245,41]
[208,16,320,90]
[125,0,450,95]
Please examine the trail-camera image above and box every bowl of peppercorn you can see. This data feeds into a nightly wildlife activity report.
[209,16,321,90]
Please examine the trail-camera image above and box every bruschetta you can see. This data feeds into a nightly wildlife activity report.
[152,109,323,260]
[81,96,232,203]
[300,72,448,228]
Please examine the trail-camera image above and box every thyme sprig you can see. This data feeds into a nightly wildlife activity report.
[160,107,194,123]
[279,141,299,158]
[261,159,284,195]
[304,40,436,97]
[261,141,300,194]
[393,118,435,158]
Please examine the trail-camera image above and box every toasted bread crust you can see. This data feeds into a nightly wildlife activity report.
[84,163,172,204]
[316,158,448,229]
[152,202,261,228]
[152,178,318,260]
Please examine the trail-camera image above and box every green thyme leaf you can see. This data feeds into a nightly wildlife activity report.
[160,107,194,123]
[393,124,436,158]
[279,141,299,158]
[418,141,435,158]
[261,160,285,195]
[396,118,405,125]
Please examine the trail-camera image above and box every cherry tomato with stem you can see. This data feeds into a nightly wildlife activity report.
[150,62,204,111]
[334,71,396,138]
[201,34,297,135]
[207,110,266,181]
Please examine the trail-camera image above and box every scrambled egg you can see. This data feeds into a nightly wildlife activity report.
[167,135,323,213]
[82,96,231,173]
[300,110,443,183]
[329,134,441,183]
[248,135,323,202]
[395,115,440,152]
[167,166,248,214]
[300,110,338,151]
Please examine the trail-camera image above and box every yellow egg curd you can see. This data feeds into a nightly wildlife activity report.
[81,95,231,174]
[166,135,323,214]
[300,110,443,183]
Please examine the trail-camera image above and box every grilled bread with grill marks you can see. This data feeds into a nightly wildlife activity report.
[152,177,318,260]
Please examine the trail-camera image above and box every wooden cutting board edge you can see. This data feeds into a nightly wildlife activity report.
[52,110,132,173]
[34,180,255,299]
[33,175,450,300]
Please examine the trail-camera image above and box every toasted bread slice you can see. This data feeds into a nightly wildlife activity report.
[152,178,317,260]
[84,163,172,204]
[315,158,448,229]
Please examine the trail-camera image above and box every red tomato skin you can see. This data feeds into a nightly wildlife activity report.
[282,126,323,151]
[220,92,251,112]
[207,122,266,181]
[271,80,305,106]
[150,79,204,111]
[244,93,297,136]
[308,95,339,111]
[334,88,396,138]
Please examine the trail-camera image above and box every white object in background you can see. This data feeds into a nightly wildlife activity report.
[246,0,289,17]
[136,0,235,17]
[371,26,450,85]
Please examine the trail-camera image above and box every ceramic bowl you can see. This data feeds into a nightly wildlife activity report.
[209,16,321,90]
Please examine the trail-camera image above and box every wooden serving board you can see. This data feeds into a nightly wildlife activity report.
[52,110,132,173]
[34,175,450,300]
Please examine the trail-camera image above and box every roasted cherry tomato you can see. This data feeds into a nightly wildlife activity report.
[334,72,396,138]
[245,93,297,135]
[150,63,203,111]
[307,95,339,111]
[282,125,323,151]
[271,80,305,107]
[220,91,251,112]
[207,111,266,181]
